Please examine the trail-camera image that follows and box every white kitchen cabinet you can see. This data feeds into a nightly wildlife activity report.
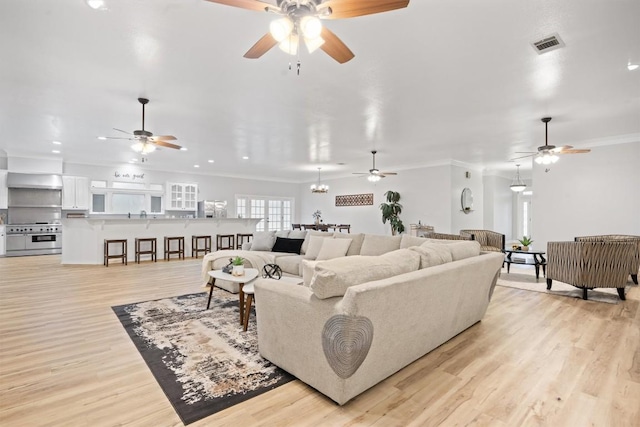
[62,176,90,210]
[166,182,197,211]
[0,170,7,209]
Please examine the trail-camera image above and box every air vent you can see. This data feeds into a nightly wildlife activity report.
[531,33,565,54]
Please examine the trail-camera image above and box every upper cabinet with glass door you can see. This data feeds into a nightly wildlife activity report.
[167,182,198,211]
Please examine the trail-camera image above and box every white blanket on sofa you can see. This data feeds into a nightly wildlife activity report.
[200,250,277,286]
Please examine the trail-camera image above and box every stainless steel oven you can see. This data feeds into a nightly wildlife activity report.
[5,224,62,256]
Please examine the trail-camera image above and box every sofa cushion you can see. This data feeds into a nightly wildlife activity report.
[249,231,276,251]
[304,235,332,260]
[272,237,305,254]
[301,259,320,286]
[309,249,421,299]
[424,240,480,261]
[288,230,307,239]
[301,230,332,255]
[359,234,402,256]
[316,238,352,261]
[334,233,364,256]
[274,254,304,275]
[400,235,429,249]
[408,243,453,268]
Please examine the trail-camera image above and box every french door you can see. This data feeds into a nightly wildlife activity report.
[236,196,293,232]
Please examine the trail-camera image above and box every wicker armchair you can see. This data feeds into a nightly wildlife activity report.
[423,232,473,241]
[574,235,640,284]
[460,229,505,253]
[546,241,635,300]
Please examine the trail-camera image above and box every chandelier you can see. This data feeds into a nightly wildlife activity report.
[310,167,329,193]
[510,164,526,192]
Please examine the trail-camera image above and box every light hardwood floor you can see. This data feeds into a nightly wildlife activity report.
[1,255,639,426]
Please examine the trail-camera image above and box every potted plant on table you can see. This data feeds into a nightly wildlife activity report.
[231,256,245,276]
[380,190,405,235]
[518,236,533,251]
[312,210,322,226]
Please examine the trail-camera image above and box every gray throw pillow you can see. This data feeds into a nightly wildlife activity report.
[250,231,276,251]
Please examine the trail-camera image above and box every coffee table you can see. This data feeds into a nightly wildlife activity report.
[504,249,546,280]
[206,268,259,325]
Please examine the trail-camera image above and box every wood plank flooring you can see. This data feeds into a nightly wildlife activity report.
[1,255,639,426]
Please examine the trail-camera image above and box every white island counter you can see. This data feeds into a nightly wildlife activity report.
[61,217,260,264]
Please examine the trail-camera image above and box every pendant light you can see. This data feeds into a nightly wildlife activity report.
[310,167,329,193]
[510,164,526,192]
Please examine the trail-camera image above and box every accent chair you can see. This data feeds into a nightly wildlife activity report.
[574,234,640,284]
[423,232,473,241]
[546,241,635,300]
[460,229,505,253]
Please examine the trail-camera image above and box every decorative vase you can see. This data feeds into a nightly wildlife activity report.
[232,265,244,276]
[521,245,529,251]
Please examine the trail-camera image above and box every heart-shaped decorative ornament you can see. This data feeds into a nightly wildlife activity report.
[322,315,374,379]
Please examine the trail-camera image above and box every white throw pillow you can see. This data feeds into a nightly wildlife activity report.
[360,234,402,256]
[304,235,330,260]
[316,238,352,261]
[301,230,332,255]
[431,240,480,261]
[275,230,290,238]
[288,230,307,239]
[250,231,276,251]
[409,243,453,268]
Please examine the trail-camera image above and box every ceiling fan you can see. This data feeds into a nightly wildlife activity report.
[204,0,410,64]
[104,98,182,154]
[512,117,591,165]
[353,150,398,182]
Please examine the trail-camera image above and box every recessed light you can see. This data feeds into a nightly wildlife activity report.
[97,136,107,140]
[180,147,188,151]
[628,63,639,71]
[194,164,200,168]
[52,141,62,145]
[52,150,60,154]
[208,159,214,163]
[242,156,249,160]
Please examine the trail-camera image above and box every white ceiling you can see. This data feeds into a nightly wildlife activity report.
[1,0,639,182]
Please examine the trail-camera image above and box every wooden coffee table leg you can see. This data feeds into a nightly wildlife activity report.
[206,278,216,310]
[238,283,245,325]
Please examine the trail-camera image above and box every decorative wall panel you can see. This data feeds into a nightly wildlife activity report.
[335,193,374,207]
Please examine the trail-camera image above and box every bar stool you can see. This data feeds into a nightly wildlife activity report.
[236,233,253,249]
[135,237,157,263]
[191,235,212,258]
[164,236,185,260]
[104,239,127,266]
[216,234,235,250]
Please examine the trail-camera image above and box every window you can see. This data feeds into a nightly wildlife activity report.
[92,194,105,213]
[236,195,295,232]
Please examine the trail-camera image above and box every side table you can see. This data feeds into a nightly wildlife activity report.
[206,268,259,325]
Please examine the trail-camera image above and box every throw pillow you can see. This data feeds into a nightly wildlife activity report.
[250,231,276,251]
[408,243,453,268]
[333,233,365,256]
[316,238,352,260]
[400,235,429,249]
[288,230,307,239]
[304,235,331,260]
[430,240,480,261]
[271,237,305,254]
[301,230,332,255]
[275,230,290,239]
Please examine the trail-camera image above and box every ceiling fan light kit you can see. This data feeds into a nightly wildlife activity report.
[510,164,526,192]
[353,150,398,182]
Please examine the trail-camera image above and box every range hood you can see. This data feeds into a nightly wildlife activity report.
[7,173,63,189]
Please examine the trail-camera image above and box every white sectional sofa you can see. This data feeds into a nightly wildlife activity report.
[200,232,504,405]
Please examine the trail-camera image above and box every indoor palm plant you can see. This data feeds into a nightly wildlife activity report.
[380,190,405,235]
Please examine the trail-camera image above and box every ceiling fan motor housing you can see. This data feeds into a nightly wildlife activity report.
[133,130,153,138]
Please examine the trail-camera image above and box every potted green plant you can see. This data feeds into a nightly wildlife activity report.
[231,256,245,276]
[518,236,533,251]
[380,190,405,235]
[312,210,322,225]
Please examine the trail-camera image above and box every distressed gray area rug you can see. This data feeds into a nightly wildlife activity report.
[497,266,634,304]
[112,292,294,425]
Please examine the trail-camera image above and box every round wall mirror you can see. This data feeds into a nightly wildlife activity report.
[461,187,473,213]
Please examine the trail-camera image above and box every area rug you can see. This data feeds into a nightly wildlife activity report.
[497,267,634,304]
[112,292,295,425]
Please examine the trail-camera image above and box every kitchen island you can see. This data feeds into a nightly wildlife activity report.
[61,217,260,264]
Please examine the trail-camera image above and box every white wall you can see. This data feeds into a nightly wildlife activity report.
[483,174,514,240]
[532,141,640,250]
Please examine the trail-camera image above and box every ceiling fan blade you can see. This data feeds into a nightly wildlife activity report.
[320,27,354,63]
[560,149,591,154]
[113,128,132,135]
[352,172,370,175]
[104,136,133,140]
[244,33,278,59]
[510,154,535,161]
[203,0,272,12]
[322,0,409,19]
[379,172,398,175]
[150,135,177,141]
[515,151,536,154]
[153,140,182,150]
[552,145,574,152]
